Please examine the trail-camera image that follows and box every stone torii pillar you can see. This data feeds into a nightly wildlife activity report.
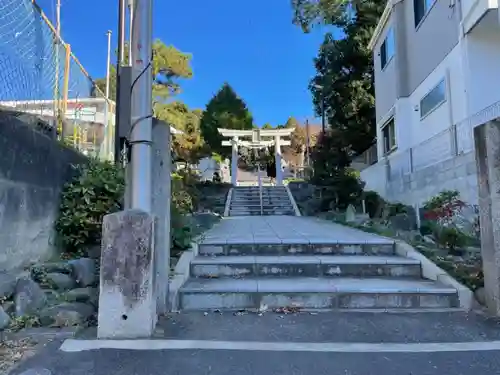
[231,136,238,186]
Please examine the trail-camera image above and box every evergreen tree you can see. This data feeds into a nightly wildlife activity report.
[200,83,253,157]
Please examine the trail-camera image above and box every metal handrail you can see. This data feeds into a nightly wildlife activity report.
[257,164,263,215]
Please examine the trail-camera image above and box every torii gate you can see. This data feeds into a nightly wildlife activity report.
[218,127,294,186]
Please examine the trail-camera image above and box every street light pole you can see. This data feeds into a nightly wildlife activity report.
[114,0,127,164]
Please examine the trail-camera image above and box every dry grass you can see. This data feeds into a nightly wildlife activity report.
[0,338,38,375]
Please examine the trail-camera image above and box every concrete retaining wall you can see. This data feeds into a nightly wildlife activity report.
[361,151,478,206]
[0,110,87,271]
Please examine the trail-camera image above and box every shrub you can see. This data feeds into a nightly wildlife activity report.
[55,159,124,254]
[434,226,467,254]
[363,190,385,218]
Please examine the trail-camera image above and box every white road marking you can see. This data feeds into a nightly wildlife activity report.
[60,339,500,353]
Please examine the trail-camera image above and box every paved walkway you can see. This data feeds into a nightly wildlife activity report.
[201,215,392,244]
[8,216,500,375]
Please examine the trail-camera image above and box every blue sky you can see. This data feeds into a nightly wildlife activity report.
[37,0,327,126]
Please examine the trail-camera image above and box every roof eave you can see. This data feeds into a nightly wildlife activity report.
[368,0,394,51]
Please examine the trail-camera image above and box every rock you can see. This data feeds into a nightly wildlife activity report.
[2,301,15,315]
[69,258,97,287]
[38,302,94,327]
[345,204,357,223]
[44,273,75,291]
[0,305,10,330]
[63,287,98,306]
[475,287,486,306]
[31,262,72,278]
[388,213,417,231]
[84,245,101,260]
[0,272,17,299]
[14,278,47,317]
[423,235,436,245]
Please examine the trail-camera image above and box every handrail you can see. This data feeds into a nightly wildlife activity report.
[257,164,263,215]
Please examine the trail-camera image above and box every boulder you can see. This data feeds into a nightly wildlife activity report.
[38,302,94,327]
[388,213,417,231]
[0,305,10,330]
[0,272,17,299]
[45,273,76,291]
[14,278,47,317]
[31,262,72,277]
[63,287,98,306]
[69,258,97,287]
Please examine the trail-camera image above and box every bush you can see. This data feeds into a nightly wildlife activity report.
[55,159,124,254]
[434,226,467,254]
[363,190,385,218]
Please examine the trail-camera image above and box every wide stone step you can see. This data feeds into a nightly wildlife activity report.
[179,277,459,310]
[229,208,295,213]
[198,242,395,256]
[231,199,291,204]
[229,212,296,217]
[190,255,422,278]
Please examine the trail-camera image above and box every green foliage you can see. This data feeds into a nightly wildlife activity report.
[363,190,385,218]
[155,101,206,163]
[200,83,253,158]
[95,39,193,101]
[292,1,384,158]
[434,226,467,254]
[55,160,124,254]
[423,190,461,211]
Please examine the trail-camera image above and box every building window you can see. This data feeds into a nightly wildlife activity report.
[382,118,396,155]
[414,0,436,27]
[420,79,446,118]
[380,27,395,69]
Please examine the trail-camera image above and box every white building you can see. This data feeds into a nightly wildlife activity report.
[359,0,500,207]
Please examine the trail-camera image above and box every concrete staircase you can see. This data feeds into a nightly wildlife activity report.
[178,217,459,311]
[228,186,295,216]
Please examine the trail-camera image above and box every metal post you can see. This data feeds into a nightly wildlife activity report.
[115,0,126,164]
[61,43,70,138]
[54,0,61,134]
[129,0,153,212]
[128,0,134,65]
[103,30,112,160]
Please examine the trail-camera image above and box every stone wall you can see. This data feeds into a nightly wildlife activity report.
[361,151,478,206]
[0,110,87,271]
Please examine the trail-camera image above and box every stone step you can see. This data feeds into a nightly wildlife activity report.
[229,212,296,217]
[229,209,295,213]
[179,277,459,310]
[198,241,395,256]
[231,198,291,203]
[190,255,422,279]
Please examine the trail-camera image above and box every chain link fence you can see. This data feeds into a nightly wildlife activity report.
[0,0,114,159]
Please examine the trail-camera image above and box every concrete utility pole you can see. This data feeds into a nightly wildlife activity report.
[129,0,153,212]
[104,30,112,159]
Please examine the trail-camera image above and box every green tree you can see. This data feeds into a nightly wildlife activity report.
[293,0,384,157]
[262,123,273,129]
[95,39,193,102]
[155,101,205,163]
[199,83,253,157]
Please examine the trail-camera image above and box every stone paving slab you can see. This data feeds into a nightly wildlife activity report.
[200,216,394,245]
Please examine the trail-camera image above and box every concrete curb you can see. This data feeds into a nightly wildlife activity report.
[395,241,474,310]
[168,241,198,312]
[285,185,301,217]
[223,188,233,217]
